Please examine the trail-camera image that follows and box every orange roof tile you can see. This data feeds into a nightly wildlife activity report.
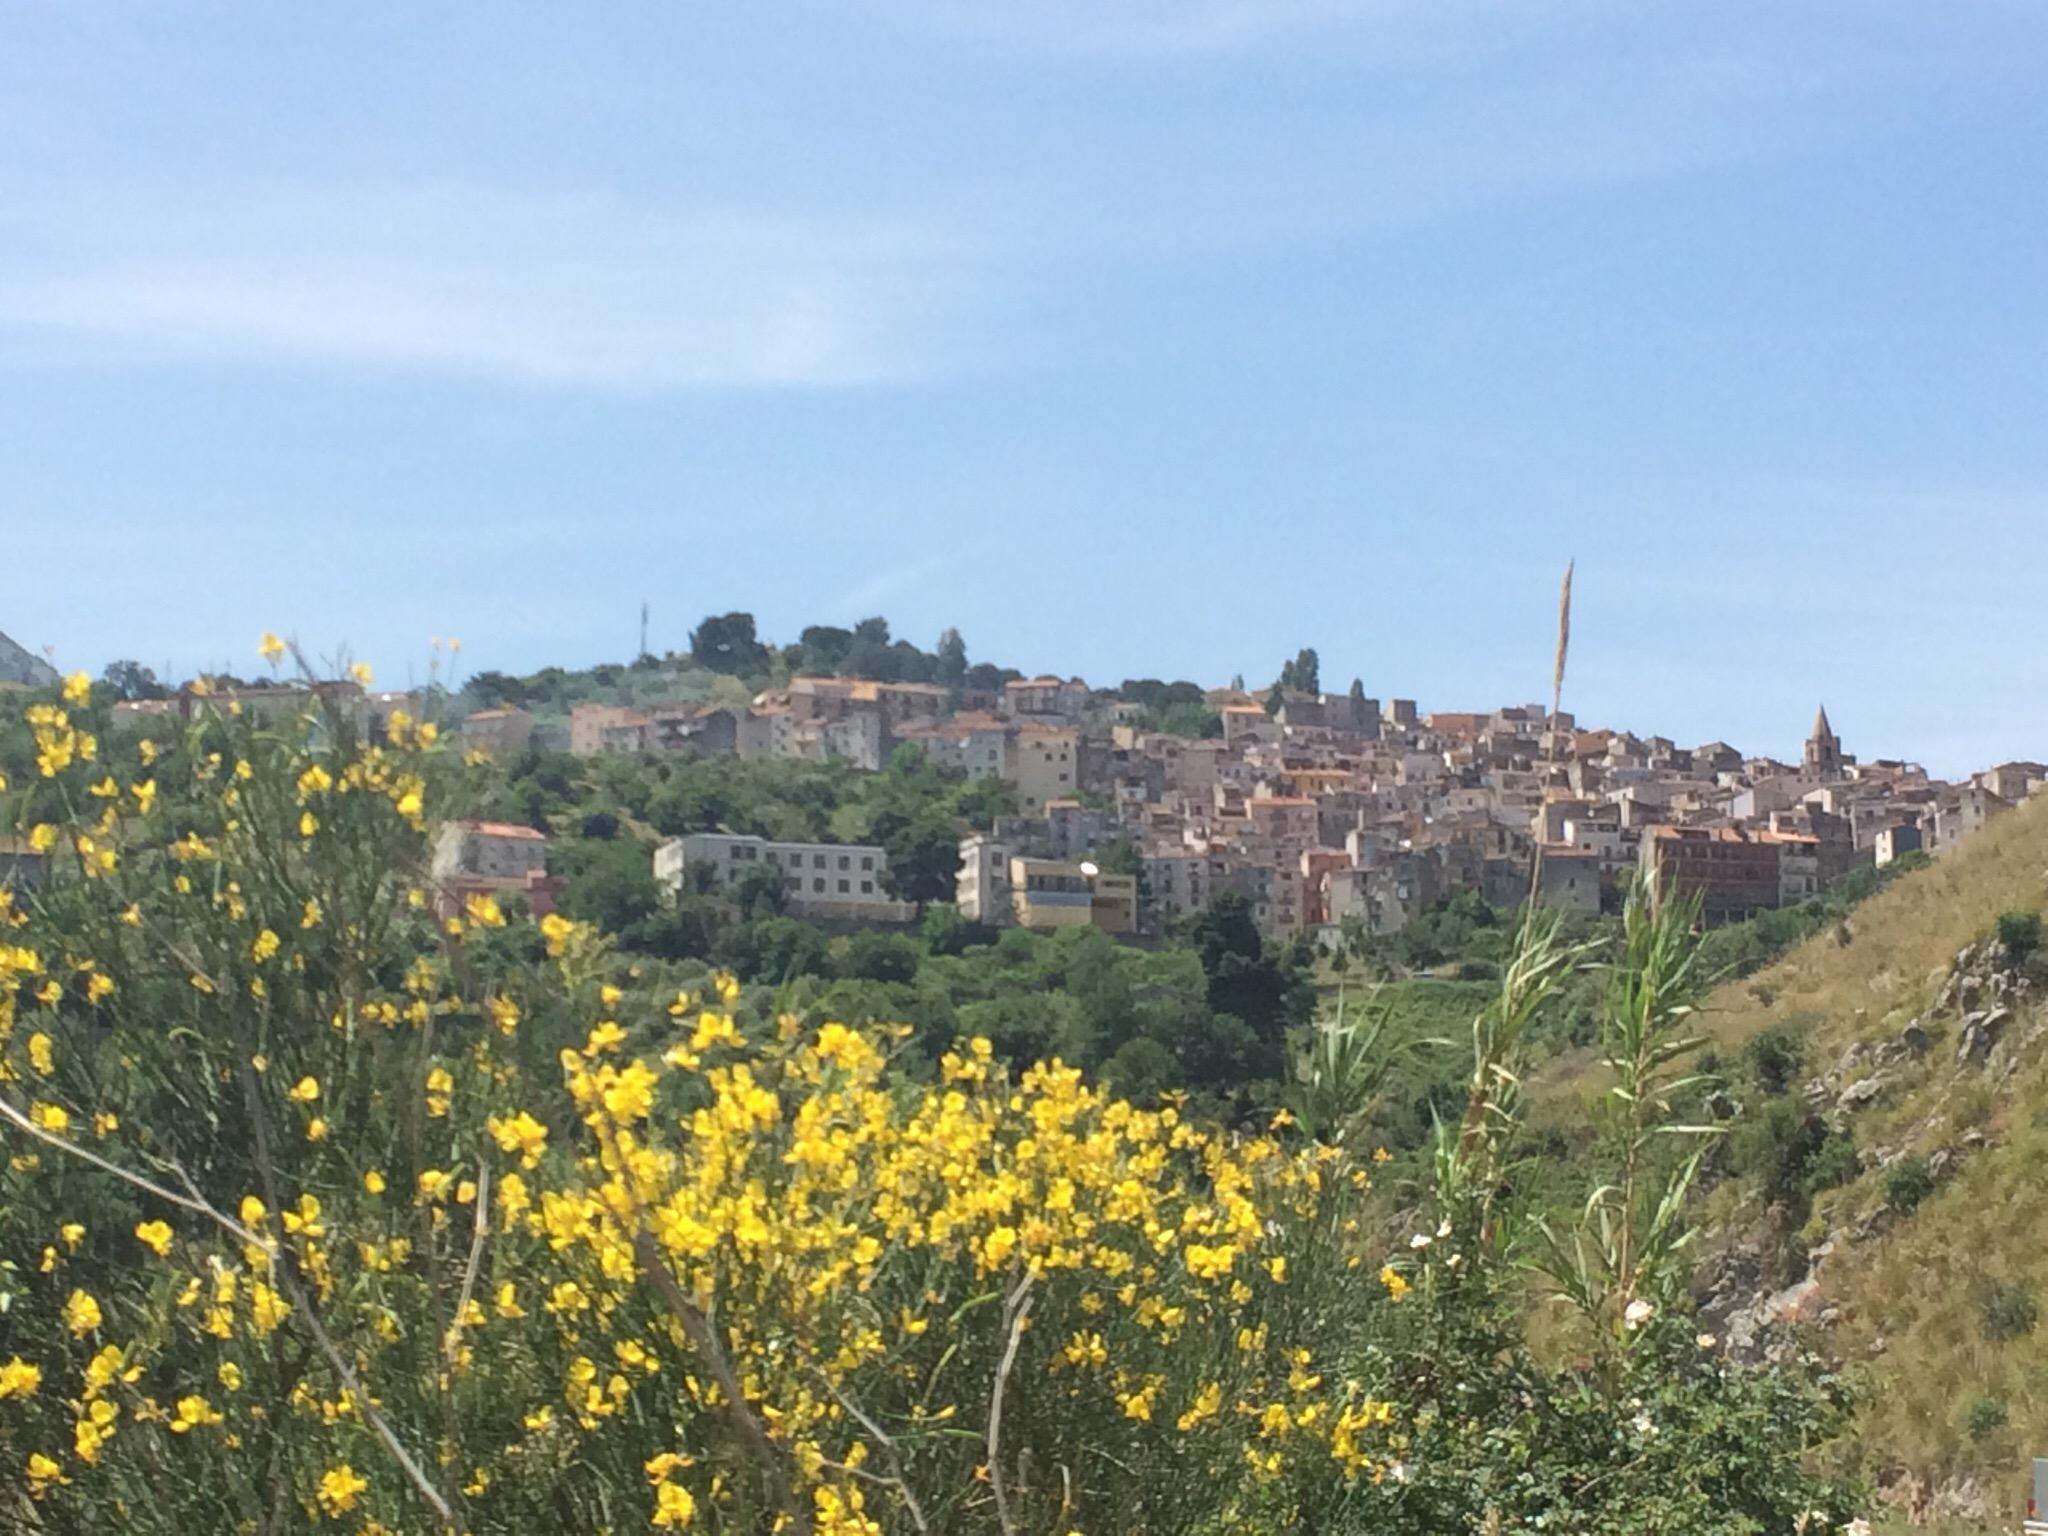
[454,820,548,841]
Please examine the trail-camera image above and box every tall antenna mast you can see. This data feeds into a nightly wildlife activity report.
[639,600,649,660]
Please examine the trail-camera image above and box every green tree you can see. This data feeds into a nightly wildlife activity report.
[726,915,832,983]
[841,930,921,984]
[558,840,663,935]
[882,811,962,907]
[1187,894,1307,1081]
[921,904,994,957]
[688,611,770,675]
[465,669,528,708]
[100,659,167,702]
[790,624,853,675]
[1278,647,1320,695]
[935,627,968,689]
[1996,908,2042,963]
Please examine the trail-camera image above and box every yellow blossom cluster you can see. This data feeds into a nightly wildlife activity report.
[0,668,1412,1534]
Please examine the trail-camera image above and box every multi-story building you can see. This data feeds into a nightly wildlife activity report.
[1639,826,1781,921]
[1245,795,1318,851]
[1978,762,2045,802]
[956,834,1013,924]
[1220,704,1276,748]
[431,819,562,917]
[569,703,652,756]
[1531,847,1602,916]
[655,833,915,921]
[1872,822,1924,867]
[1005,856,1137,934]
[1762,831,1822,905]
[460,707,534,757]
[1000,676,1091,720]
[956,837,1138,934]
[901,713,1010,779]
[1007,725,1080,815]
[1926,785,2010,856]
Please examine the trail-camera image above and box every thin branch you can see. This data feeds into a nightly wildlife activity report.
[1,1093,455,1524]
[444,1162,491,1366]
[813,1369,930,1534]
[231,1056,460,1528]
[986,1270,1036,1536]
[634,1230,812,1536]
[166,1158,455,1526]
[0,1096,269,1249]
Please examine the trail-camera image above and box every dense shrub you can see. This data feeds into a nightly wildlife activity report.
[1995,908,2042,964]
[1745,1023,1807,1097]
[1883,1156,1936,1215]
[1977,1280,2039,1342]
[1963,1395,2009,1439]
[0,672,1866,1534]
[1732,1099,1857,1215]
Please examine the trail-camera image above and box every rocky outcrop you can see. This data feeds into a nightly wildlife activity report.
[0,628,57,688]
[1875,1467,1996,1528]
[1705,932,2043,1372]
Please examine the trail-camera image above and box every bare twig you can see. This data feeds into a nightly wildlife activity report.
[634,1230,812,1536]
[813,1369,930,1534]
[2,1093,455,1524]
[443,1162,492,1369]
[167,1154,455,1527]
[986,1270,1036,1536]
[0,1096,269,1249]
[1528,556,1576,907]
[232,1055,460,1528]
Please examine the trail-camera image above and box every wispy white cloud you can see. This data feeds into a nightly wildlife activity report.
[0,187,976,387]
[830,552,964,622]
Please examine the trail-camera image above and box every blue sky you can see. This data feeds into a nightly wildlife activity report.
[3,1,2045,775]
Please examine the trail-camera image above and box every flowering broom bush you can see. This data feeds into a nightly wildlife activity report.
[0,663,1864,1533]
[0,670,1412,1534]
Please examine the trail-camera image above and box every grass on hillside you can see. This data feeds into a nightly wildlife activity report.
[1535,794,2048,1531]
[1536,799,2048,1108]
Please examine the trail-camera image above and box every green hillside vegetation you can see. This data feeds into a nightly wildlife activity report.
[1538,796,2048,1531]
[0,671,1871,1533]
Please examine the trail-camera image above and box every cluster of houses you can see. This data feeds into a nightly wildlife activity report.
[460,675,2044,946]
[34,669,2025,949]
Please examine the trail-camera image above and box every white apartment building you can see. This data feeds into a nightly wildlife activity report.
[654,833,914,920]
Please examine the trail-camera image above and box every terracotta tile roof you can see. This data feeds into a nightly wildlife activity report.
[453,820,549,842]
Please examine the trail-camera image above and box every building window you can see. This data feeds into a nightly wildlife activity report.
[861,880,874,894]
[838,855,850,870]
[813,879,825,893]
[860,855,873,871]
[838,879,849,893]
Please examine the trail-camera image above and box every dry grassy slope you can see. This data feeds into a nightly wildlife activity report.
[1654,796,2048,1528]
[1529,796,2048,1528]
[1693,791,2048,1066]
[1536,793,2048,1109]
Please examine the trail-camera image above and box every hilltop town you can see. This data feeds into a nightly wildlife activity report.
[30,617,2032,947]
[450,655,2041,945]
